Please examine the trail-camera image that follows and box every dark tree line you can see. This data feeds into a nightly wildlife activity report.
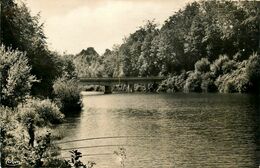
[114,1,259,77]
[0,1,84,166]
[73,1,260,93]
[1,0,70,97]
[1,0,81,110]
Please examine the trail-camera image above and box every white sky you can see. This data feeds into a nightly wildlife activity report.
[25,0,193,55]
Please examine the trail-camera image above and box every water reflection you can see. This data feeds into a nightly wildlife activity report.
[58,93,260,168]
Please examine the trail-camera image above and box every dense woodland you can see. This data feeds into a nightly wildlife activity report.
[73,1,260,93]
[0,0,260,167]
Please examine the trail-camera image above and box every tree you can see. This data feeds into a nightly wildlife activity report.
[0,45,36,107]
[2,0,60,97]
[159,2,201,72]
[53,76,82,113]
[73,47,103,77]
[101,46,124,77]
[120,28,146,76]
[138,21,159,76]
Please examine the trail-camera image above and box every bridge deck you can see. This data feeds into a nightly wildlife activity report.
[79,77,166,83]
[79,77,166,93]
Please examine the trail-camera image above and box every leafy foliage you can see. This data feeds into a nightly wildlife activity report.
[1,107,61,167]
[210,55,237,77]
[73,47,104,77]
[17,98,64,127]
[96,1,259,81]
[246,53,260,91]
[1,106,94,168]
[158,72,188,92]
[102,46,124,77]
[2,0,62,97]
[53,77,82,114]
[65,1,260,93]
[0,46,37,107]
[184,72,202,93]
[200,72,217,93]
[69,150,95,168]
[195,58,210,73]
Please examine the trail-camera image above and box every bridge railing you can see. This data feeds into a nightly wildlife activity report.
[78,77,166,83]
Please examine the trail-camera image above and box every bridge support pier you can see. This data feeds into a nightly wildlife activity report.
[79,77,166,94]
[128,84,134,93]
[145,84,149,92]
[104,85,112,94]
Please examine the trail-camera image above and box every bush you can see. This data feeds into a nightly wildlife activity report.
[201,72,217,92]
[215,74,236,93]
[210,55,237,77]
[1,107,71,168]
[43,158,71,168]
[246,52,260,92]
[1,107,27,168]
[135,84,146,92]
[53,77,82,114]
[215,61,250,93]
[0,45,37,107]
[195,58,210,73]
[233,61,251,93]
[17,98,64,126]
[158,72,187,92]
[184,72,202,92]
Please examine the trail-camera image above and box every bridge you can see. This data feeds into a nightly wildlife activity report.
[79,77,166,94]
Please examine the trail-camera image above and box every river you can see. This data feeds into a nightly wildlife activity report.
[58,92,260,168]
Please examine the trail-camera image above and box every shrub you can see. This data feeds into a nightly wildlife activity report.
[215,61,250,93]
[215,74,236,93]
[1,107,69,168]
[0,107,34,168]
[1,110,26,168]
[201,72,217,92]
[233,61,251,93]
[210,55,237,77]
[246,52,260,92]
[195,58,210,73]
[43,158,71,168]
[135,84,146,92]
[157,81,168,92]
[17,98,64,126]
[158,72,187,92]
[53,77,82,114]
[0,106,16,126]
[184,72,202,92]
[0,45,37,107]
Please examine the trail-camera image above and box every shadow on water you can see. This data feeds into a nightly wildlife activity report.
[64,110,82,118]
[59,92,260,168]
[249,94,260,166]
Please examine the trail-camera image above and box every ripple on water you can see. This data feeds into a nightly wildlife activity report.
[58,93,260,168]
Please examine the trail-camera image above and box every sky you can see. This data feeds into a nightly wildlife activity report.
[25,0,193,55]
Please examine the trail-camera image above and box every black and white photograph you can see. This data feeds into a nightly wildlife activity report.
[0,0,260,167]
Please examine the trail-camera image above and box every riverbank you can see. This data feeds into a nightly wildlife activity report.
[82,52,260,95]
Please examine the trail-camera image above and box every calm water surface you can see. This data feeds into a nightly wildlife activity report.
[58,92,260,168]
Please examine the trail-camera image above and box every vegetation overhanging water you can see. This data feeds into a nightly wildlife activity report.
[0,0,260,167]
